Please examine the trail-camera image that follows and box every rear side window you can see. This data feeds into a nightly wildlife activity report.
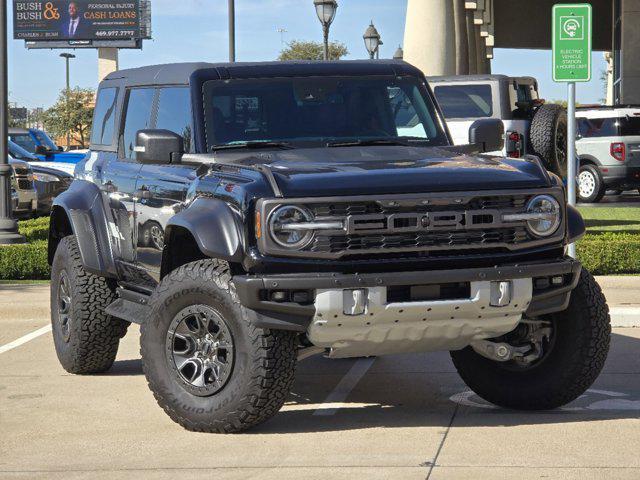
[91,88,118,146]
[156,87,194,153]
[121,88,156,160]
[433,84,493,119]
[619,117,640,136]
[9,133,37,153]
[578,117,619,138]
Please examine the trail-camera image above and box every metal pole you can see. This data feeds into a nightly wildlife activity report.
[323,24,329,60]
[65,56,70,149]
[0,0,25,244]
[228,0,235,62]
[567,82,577,258]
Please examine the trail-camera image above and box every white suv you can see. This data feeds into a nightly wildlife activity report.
[576,105,640,202]
[429,75,567,177]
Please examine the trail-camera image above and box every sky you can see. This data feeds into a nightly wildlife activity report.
[7,0,608,109]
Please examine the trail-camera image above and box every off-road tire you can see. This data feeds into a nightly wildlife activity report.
[140,259,297,433]
[578,164,605,203]
[50,235,129,374]
[451,268,610,410]
[530,103,568,176]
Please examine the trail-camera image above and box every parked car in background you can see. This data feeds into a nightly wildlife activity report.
[575,105,640,202]
[31,165,74,215]
[11,187,19,212]
[8,158,38,218]
[428,75,567,177]
[8,140,75,214]
[8,128,86,164]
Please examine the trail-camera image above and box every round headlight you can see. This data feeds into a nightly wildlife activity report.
[525,195,561,237]
[268,206,314,249]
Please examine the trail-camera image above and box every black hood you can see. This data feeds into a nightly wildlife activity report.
[215,146,551,198]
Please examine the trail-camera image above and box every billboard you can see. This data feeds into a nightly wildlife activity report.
[13,1,141,42]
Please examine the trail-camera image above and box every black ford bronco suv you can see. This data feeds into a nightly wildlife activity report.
[48,61,610,433]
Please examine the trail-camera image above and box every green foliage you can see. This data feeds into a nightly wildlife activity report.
[278,40,349,61]
[577,206,640,234]
[577,232,640,275]
[19,217,50,243]
[0,241,50,280]
[42,87,95,147]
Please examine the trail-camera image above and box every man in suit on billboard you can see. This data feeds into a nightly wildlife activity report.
[62,1,89,39]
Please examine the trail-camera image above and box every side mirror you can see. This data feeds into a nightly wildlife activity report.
[58,146,64,152]
[35,145,49,156]
[134,129,184,165]
[469,119,504,153]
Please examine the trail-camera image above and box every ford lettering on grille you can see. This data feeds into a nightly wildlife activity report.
[346,209,502,234]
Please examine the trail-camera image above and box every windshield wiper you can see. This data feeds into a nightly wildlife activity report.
[211,141,295,151]
[327,138,410,148]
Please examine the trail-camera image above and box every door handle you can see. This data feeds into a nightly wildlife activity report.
[135,186,151,200]
[101,180,117,193]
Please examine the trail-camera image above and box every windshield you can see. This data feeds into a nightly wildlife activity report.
[9,133,37,153]
[32,130,59,150]
[433,84,493,119]
[8,140,38,161]
[203,75,449,150]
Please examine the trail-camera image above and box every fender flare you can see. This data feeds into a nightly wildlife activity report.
[578,154,602,167]
[164,197,245,267]
[567,204,586,244]
[49,180,117,277]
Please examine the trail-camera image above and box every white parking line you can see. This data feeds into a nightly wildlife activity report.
[313,357,376,416]
[0,325,52,355]
[610,307,640,327]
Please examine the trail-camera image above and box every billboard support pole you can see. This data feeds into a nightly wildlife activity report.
[0,0,26,245]
[98,47,119,83]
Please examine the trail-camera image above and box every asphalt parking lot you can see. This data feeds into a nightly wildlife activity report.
[1,283,640,480]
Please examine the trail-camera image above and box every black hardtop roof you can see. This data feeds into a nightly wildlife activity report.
[427,74,537,84]
[101,60,424,88]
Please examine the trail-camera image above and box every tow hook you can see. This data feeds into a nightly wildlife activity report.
[470,340,530,362]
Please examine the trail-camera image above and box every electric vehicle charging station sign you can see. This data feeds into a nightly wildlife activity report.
[552,4,592,82]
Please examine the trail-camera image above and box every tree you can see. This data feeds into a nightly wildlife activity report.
[278,40,349,61]
[42,87,95,148]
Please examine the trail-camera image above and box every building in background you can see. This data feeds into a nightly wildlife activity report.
[404,0,640,105]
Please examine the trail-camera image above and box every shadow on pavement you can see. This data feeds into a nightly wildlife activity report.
[105,331,640,434]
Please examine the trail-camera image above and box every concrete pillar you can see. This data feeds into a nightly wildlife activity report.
[404,0,456,76]
[98,48,119,83]
[619,0,640,104]
[474,25,489,74]
[453,0,469,74]
[466,10,478,74]
[604,52,614,106]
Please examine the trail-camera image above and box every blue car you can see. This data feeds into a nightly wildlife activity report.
[8,127,86,164]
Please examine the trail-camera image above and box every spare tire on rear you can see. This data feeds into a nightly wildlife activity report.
[530,104,568,177]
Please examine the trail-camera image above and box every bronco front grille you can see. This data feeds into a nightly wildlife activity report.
[257,189,565,259]
[312,227,529,254]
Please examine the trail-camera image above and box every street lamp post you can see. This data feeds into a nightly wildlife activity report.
[0,1,25,244]
[228,0,235,62]
[60,53,76,149]
[393,45,404,60]
[363,22,381,60]
[313,0,338,60]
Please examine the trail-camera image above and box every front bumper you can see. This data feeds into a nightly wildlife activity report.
[234,257,582,332]
[13,190,38,216]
